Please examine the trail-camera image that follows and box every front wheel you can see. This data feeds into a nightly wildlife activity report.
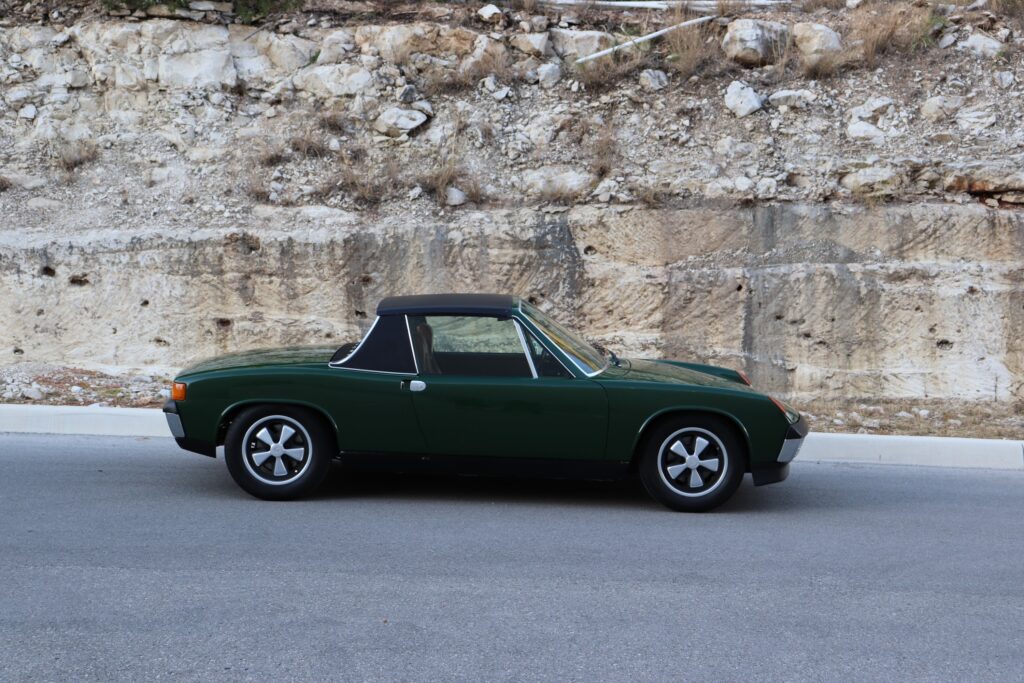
[224,406,334,500]
[638,414,747,512]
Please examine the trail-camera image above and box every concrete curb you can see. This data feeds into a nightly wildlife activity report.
[1,404,1022,470]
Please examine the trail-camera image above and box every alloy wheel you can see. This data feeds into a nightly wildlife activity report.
[657,427,728,497]
[242,415,313,485]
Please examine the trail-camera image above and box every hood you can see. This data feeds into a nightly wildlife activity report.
[599,358,756,392]
[176,346,337,377]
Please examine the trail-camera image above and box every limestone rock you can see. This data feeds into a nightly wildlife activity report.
[373,107,428,137]
[523,167,597,197]
[920,95,963,122]
[721,19,790,67]
[549,28,615,61]
[537,63,562,88]
[510,32,551,58]
[792,23,841,67]
[943,162,1024,194]
[315,29,356,65]
[293,64,374,98]
[724,81,763,117]
[847,120,885,145]
[228,26,318,89]
[963,33,1002,58]
[445,186,467,206]
[477,5,503,24]
[768,89,815,108]
[841,167,903,195]
[994,71,1015,89]
[956,108,996,131]
[639,69,668,91]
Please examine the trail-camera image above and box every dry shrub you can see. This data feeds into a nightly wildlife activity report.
[258,143,289,167]
[574,48,653,92]
[460,176,488,205]
[417,156,460,199]
[800,49,858,79]
[422,50,515,96]
[319,112,355,135]
[716,0,750,16]
[992,0,1024,26]
[320,157,405,206]
[289,134,329,159]
[664,21,719,79]
[246,174,271,202]
[57,141,98,172]
[589,125,618,179]
[0,175,11,193]
[852,3,939,68]
[538,184,585,204]
[800,0,845,10]
[635,185,676,207]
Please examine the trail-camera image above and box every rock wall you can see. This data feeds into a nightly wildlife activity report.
[2,201,1020,403]
[1,3,1023,412]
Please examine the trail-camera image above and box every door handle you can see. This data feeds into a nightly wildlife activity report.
[402,379,427,392]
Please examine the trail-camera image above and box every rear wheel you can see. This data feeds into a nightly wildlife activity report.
[224,406,333,500]
[638,414,746,512]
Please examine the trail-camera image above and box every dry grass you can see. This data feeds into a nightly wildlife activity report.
[573,48,654,92]
[289,134,329,159]
[992,0,1024,26]
[635,185,676,207]
[589,125,618,180]
[510,0,538,11]
[319,112,355,135]
[460,176,488,205]
[257,143,290,167]
[715,0,750,16]
[417,156,460,200]
[538,184,586,205]
[852,3,939,68]
[0,175,11,193]
[246,174,271,202]
[319,156,405,206]
[800,0,845,10]
[56,141,98,172]
[664,20,719,79]
[421,50,514,96]
[800,49,858,79]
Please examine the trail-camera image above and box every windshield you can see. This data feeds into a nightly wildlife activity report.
[520,302,608,376]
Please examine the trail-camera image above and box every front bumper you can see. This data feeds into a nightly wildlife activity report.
[751,414,809,486]
[163,399,215,457]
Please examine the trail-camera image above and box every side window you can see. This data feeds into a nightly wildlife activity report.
[523,328,573,379]
[337,315,416,374]
[409,315,531,378]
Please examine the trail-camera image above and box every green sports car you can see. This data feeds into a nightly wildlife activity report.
[164,294,807,512]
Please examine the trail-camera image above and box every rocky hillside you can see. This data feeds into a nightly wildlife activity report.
[1,0,1022,437]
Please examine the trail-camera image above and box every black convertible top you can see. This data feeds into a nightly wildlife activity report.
[376,293,517,317]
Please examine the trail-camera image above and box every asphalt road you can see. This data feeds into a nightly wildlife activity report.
[1,434,1021,682]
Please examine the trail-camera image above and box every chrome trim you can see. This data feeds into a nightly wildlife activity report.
[404,315,420,375]
[165,412,185,438]
[516,310,607,379]
[778,435,805,463]
[513,314,577,378]
[513,319,538,379]
[328,315,380,368]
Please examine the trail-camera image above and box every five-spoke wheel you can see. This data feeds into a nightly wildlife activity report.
[225,406,333,500]
[639,414,746,512]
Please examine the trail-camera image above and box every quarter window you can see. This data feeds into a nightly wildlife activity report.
[408,315,532,378]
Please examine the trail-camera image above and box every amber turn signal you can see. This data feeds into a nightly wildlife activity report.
[737,370,752,386]
[171,382,187,401]
[768,396,789,415]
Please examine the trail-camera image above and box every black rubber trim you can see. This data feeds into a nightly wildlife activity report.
[162,399,178,414]
[338,451,630,481]
[751,462,790,486]
[377,293,515,317]
[175,437,216,458]
[786,414,809,440]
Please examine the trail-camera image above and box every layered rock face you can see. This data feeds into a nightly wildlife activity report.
[1,3,1023,417]
[3,202,1020,404]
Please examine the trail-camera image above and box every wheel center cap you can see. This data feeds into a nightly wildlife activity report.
[685,454,699,469]
[270,444,284,457]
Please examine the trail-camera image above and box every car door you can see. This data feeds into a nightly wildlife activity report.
[405,314,608,460]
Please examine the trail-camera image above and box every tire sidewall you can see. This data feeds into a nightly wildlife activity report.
[639,413,747,512]
[224,405,333,500]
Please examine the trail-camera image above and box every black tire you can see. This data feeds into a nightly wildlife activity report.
[224,405,334,500]
[638,413,747,512]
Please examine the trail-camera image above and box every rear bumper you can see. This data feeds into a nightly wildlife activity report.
[751,414,809,487]
[163,399,215,457]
